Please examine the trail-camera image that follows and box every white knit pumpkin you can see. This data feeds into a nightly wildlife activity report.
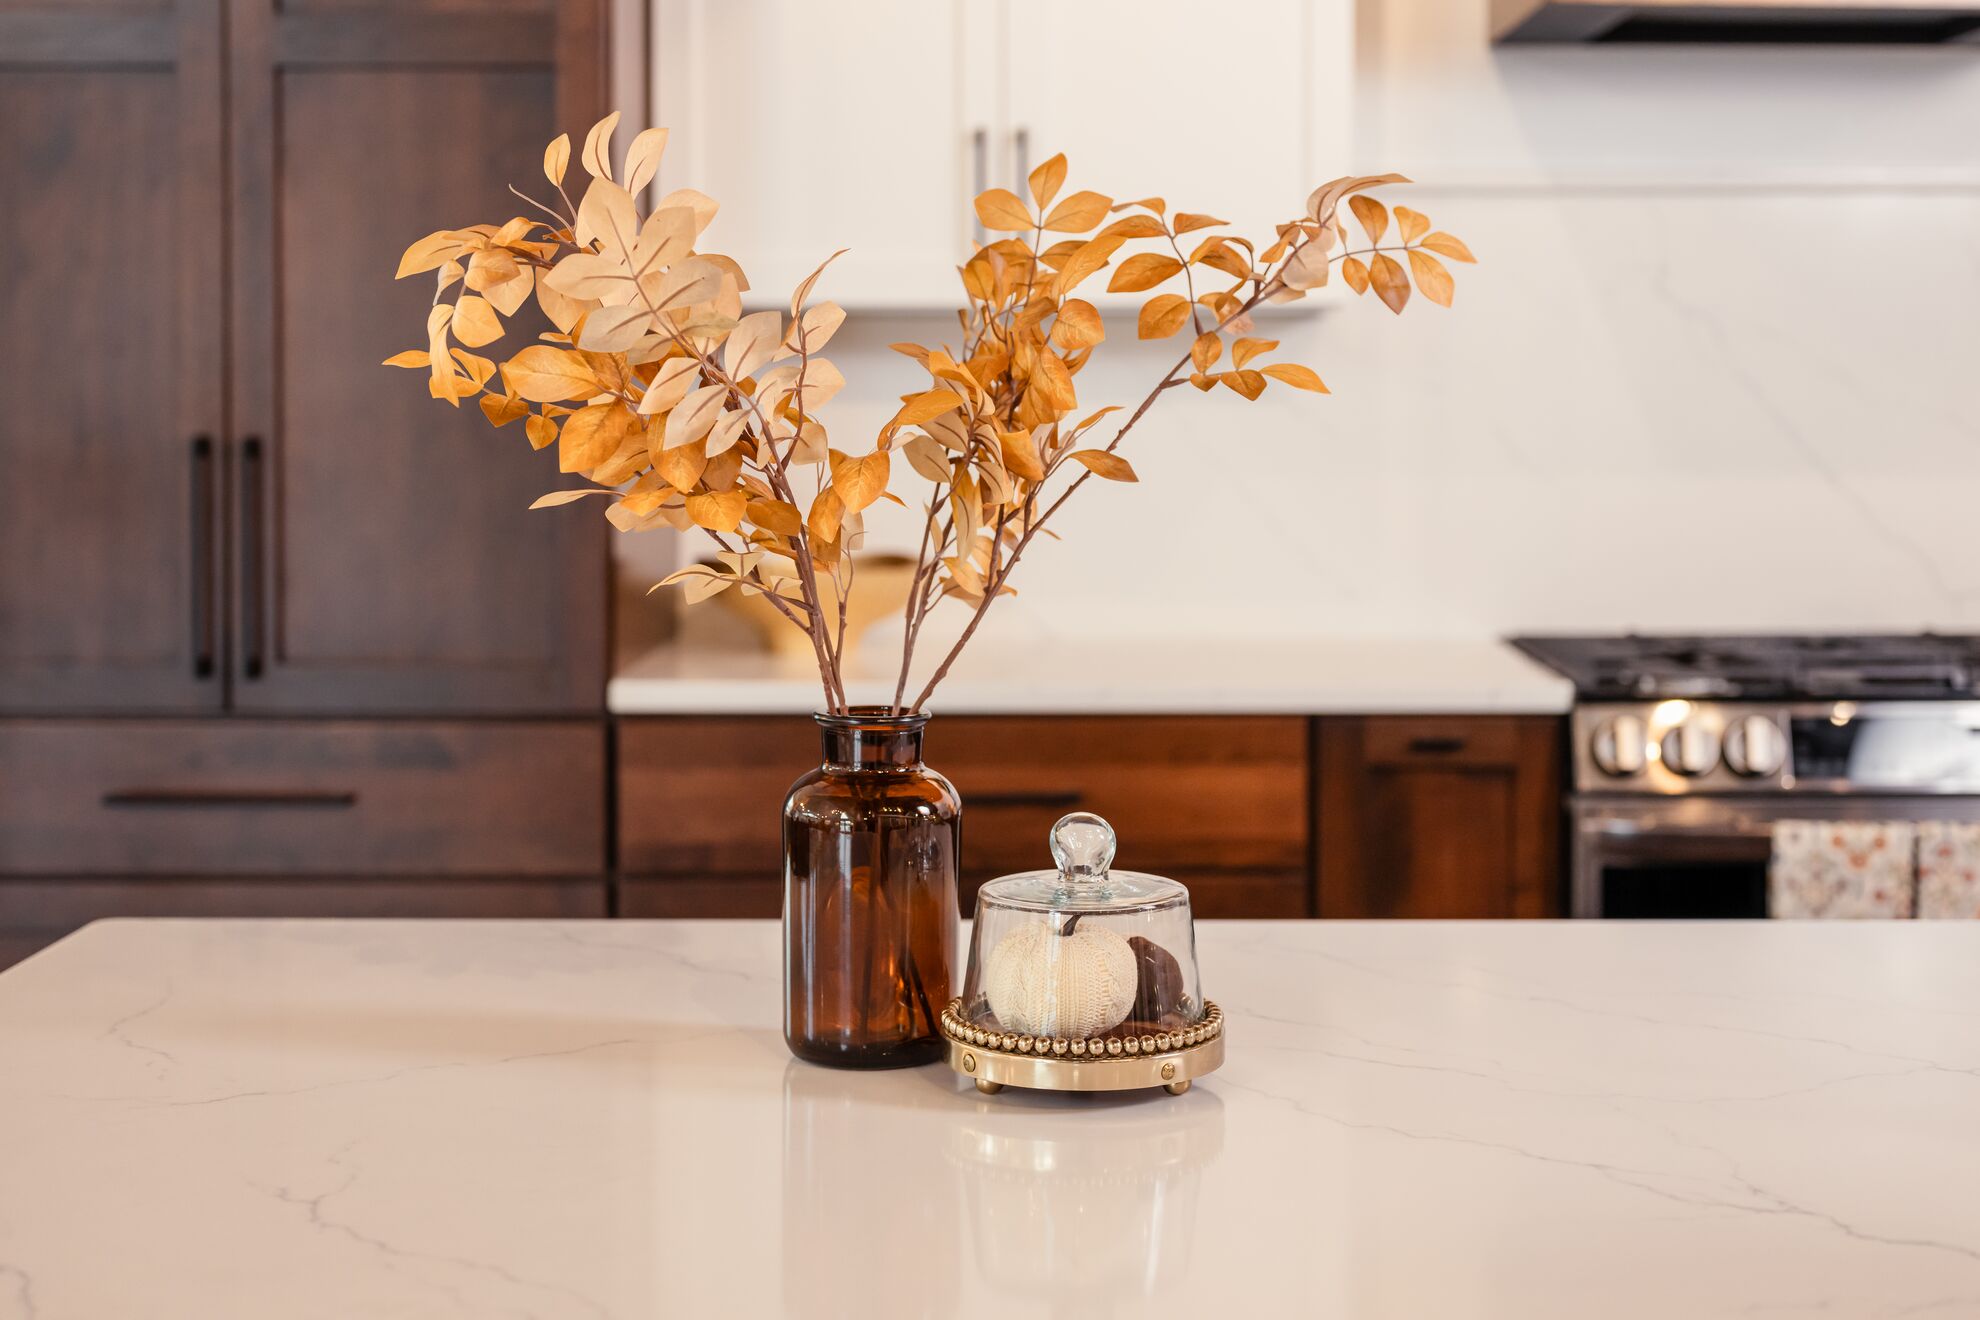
[983,920,1137,1039]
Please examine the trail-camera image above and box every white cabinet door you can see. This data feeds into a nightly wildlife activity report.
[998,0,1352,306]
[650,0,984,308]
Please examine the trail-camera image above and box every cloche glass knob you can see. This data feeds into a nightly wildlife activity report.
[1049,811,1116,884]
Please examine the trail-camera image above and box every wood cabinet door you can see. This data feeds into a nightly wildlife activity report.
[223,0,608,714]
[999,0,1352,310]
[0,2,227,713]
[1317,716,1563,919]
[651,0,979,307]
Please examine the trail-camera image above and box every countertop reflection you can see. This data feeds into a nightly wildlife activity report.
[2,917,1977,1318]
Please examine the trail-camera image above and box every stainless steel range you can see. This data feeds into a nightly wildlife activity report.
[1511,634,1980,917]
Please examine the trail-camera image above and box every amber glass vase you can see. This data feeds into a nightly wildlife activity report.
[784,708,960,1068]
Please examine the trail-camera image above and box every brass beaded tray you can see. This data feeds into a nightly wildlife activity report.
[941,997,1224,1096]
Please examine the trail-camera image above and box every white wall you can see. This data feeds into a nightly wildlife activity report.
[618,0,1980,648]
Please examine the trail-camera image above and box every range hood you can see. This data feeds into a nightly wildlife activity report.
[1493,0,1980,41]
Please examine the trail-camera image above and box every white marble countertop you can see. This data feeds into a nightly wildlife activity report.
[607,633,1573,715]
[3,918,1976,1318]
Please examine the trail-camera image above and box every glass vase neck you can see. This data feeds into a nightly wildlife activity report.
[815,708,928,771]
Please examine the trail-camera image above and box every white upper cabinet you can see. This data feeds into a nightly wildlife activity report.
[650,0,1352,309]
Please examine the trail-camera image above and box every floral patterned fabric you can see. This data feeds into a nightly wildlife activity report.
[1769,821,1916,919]
[1917,822,1980,920]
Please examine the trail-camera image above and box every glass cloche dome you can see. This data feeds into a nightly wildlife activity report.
[943,812,1223,1096]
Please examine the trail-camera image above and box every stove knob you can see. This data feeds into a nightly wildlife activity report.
[1723,715,1786,778]
[1589,714,1648,777]
[1659,722,1721,777]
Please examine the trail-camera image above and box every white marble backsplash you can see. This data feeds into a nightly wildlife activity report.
[613,8,1980,647]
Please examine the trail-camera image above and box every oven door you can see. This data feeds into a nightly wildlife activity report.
[1571,794,1980,918]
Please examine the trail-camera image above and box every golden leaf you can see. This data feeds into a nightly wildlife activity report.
[892,388,967,428]
[1116,196,1166,216]
[1370,253,1410,314]
[525,413,559,450]
[1279,238,1331,291]
[787,301,847,355]
[581,111,620,182]
[1107,253,1183,293]
[1220,369,1266,400]
[973,188,1034,232]
[479,392,530,426]
[745,497,802,536]
[1042,190,1111,233]
[464,250,520,292]
[647,255,725,310]
[1050,299,1104,351]
[1394,205,1430,244]
[723,309,784,382]
[1419,231,1477,263]
[427,372,479,403]
[788,249,847,317]
[1052,234,1124,298]
[1261,363,1329,393]
[1190,332,1222,372]
[650,432,707,489]
[623,126,669,195]
[544,252,631,301]
[665,383,728,450]
[903,434,953,484]
[629,207,694,275]
[1097,214,1167,240]
[831,449,891,514]
[396,230,466,279]
[425,304,454,397]
[705,408,751,457]
[1188,371,1215,392]
[654,187,721,238]
[533,276,592,335]
[543,133,571,188]
[529,487,617,509]
[452,295,503,348]
[637,356,700,416]
[1028,152,1068,209]
[1341,256,1371,295]
[574,179,639,260]
[1028,351,1078,414]
[1407,249,1455,307]
[796,358,846,410]
[807,486,846,543]
[558,402,639,473]
[1349,195,1389,244]
[449,347,496,387]
[382,350,430,369]
[1195,242,1250,281]
[998,428,1044,483]
[1171,213,1226,235]
[686,489,746,532]
[1137,293,1191,340]
[484,266,535,316]
[1305,173,1410,226]
[576,304,651,354]
[1068,449,1137,482]
[1231,337,1278,369]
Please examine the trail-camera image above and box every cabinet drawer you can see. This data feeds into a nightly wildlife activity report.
[0,721,605,876]
[618,715,1310,883]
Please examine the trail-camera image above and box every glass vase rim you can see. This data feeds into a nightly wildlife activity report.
[811,706,931,732]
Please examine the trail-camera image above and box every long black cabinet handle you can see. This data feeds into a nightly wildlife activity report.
[190,435,216,678]
[102,789,358,809]
[967,790,1084,809]
[239,435,266,678]
[1405,736,1468,755]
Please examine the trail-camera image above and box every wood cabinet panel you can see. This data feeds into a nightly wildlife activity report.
[0,2,226,714]
[223,0,606,714]
[617,715,1311,916]
[0,720,606,877]
[1317,716,1563,919]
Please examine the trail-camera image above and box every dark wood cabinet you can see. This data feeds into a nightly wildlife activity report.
[226,0,606,713]
[1,0,606,717]
[0,2,227,714]
[0,1,611,966]
[617,715,1313,919]
[1316,716,1563,918]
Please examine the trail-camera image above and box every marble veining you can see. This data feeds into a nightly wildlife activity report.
[1,918,1976,1318]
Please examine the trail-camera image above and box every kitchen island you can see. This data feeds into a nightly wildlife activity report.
[1,918,1973,1318]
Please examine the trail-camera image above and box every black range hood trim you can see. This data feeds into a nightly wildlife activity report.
[1496,0,1980,42]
